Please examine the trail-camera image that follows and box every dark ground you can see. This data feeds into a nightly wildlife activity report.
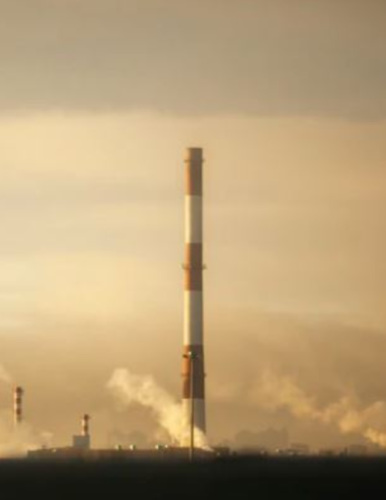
[1,456,386,498]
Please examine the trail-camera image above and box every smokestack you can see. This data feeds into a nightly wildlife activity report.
[13,386,23,427]
[82,414,90,437]
[73,414,91,450]
[182,147,206,438]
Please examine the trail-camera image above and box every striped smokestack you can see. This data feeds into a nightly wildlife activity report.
[182,147,206,437]
[13,386,23,427]
[82,414,90,437]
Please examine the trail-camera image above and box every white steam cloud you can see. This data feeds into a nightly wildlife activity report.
[252,370,386,449]
[107,368,210,450]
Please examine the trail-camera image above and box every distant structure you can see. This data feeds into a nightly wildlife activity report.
[346,444,368,457]
[82,414,90,437]
[13,386,23,428]
[182,147,206,437]
[72,414,91,450]
[28,412,222,461]
[234,428,289,451]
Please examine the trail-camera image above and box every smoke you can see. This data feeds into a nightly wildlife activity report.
[107,368,210,450]
[252,369,386,448]
[364,429,386,448]
[0,412,52,458]
[0,418,52,458]
[0,364,12,385]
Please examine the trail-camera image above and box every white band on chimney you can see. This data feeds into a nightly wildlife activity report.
[185,196,203,244]
[183,291,204,346]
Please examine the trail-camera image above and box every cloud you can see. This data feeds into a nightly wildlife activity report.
[0,0,385,118]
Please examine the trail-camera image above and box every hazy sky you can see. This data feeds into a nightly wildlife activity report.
[0,0,386,448]
[1,0,386,118]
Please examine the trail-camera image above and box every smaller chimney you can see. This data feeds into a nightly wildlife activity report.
[13,386,23,427]
[82,414,90,437]
[73,414,91,450]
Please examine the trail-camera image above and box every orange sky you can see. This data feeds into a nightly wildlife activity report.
[0,112,385,330]
[0,0,385,448]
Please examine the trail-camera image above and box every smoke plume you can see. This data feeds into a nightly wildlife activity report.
[107,368,210,449]
[253,369,386,448]
[0,364,12,385]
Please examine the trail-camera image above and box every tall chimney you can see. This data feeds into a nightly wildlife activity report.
[182,147,206,438]
[13,386,23,427]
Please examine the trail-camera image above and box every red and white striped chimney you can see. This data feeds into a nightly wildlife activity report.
[82,414,90,437]
[182,147,206,436]
[13,386,23,427]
